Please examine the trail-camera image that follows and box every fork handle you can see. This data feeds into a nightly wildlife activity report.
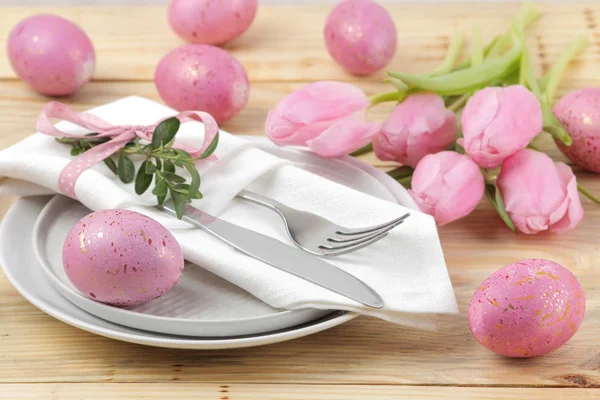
[236,189,289,213]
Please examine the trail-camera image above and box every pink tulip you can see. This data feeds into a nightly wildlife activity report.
[373,93,457,167]
[459,85,543,168]
[409,151,485,225]
[265,81,381,157]
[497,149,583,234]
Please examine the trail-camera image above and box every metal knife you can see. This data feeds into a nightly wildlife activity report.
[159,201,384,309]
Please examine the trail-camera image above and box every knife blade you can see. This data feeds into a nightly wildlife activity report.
[159,201,384,309]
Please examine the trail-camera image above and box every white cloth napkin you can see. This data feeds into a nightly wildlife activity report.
[0,96,458,329]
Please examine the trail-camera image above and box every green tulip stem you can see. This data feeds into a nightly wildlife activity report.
[397,175,413,188]
[350,142,373,157]
[387,35,521,96]
[448,94,470,113]
[454,3,540,70]
[369,91,406,107]
[386,166,414,180]
[578,183,600,206]
[430,32,465,77]
[471,26,484,67]
[541,36,588,104]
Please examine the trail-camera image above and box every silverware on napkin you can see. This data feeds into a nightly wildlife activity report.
[236,190,410,257]
[159,201,384,309]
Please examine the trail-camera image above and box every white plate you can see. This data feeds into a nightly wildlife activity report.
[33,195,331,337]
[2,196,356,349]
[0,140,416,348]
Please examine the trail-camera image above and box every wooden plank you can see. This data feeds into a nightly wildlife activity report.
[0,3,598,82]
[1,231,599,385]
[0,384,599,399]
[1,3,600,392]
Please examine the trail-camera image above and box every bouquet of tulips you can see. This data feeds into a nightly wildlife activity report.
[264,3,600,234]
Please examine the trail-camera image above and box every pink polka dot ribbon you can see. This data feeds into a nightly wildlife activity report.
[36,101,219,199]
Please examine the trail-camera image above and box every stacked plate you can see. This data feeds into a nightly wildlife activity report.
[0,137,413,349]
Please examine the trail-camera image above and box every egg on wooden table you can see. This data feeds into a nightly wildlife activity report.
[7,14,95,96]
[62,210,184,306]
[468,259,585,358]
[154,44,249,123]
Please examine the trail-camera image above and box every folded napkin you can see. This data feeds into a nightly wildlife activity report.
[0,96,458,329]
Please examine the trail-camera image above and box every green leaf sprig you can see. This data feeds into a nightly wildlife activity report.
[56,117,219,219]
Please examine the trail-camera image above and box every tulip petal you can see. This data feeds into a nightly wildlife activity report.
[410,151,484,225]
[462,85,542,168]
[497,149,581,234]
[549,162,584,233]
[374,93,457,167]
[279,81,369,124]
[306,118,381,158]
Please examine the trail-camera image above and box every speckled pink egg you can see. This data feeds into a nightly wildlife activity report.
[154,44,249,123]
[62,209,184,306]
[324,0,397,76]
[7,14,95,96]
[168,0,258,45]
[468,259,585,358]
[554,88,600,173]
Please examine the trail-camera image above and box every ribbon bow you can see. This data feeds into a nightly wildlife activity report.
[36,101,219,199]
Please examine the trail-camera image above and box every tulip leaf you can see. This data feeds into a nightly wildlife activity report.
[485,183,517,233]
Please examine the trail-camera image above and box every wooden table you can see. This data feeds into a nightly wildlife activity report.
[1,3,599,399]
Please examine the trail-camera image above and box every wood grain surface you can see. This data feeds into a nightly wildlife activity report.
[1,3,600,399]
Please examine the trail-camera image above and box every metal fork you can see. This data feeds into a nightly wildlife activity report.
[235,190,410,256]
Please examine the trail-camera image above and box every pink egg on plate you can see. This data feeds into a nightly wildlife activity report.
[168,0,258,45]
[154,44,249,123]
[7,14,95,96]
[62,209,184,306]
[468,259,585,358]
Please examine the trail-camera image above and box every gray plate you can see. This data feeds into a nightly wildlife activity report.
[33,194,331,337]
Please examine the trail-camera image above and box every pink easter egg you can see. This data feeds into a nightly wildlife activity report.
[554,88,600,173]
[62,209,184,306]
[468,259,585,358]
[7,14,95,96]
[168,0,258,45]
[324,0,397,76]
[154,44,249,123]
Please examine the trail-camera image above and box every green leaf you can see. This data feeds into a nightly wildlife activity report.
[175,149,193,160]
[173,159,185,168]
[164,160,175,174]
[84,132,99,137]
[117,153,135,183]
[191,191,203,200]
[172,183,191,194]
[199,132,219,159]
[170,189,186,219]
[157,193,167,205]
[70,147,82,156]
[145,160,156,174]
[162,172,186,183]
[134,161,153,195]
[186,163,201,201]
[152,178,168,196]
[103,157,118,175]
[151,117,180,149]
[485,183,517,233]
[154,157,162,171]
